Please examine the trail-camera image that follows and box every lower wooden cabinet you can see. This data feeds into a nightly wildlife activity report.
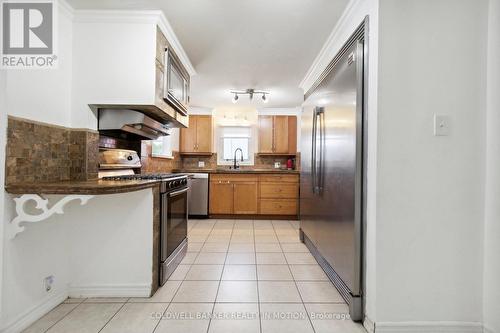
[260,199,298,215]
[209,173,299,217]
[209,174,258,215]
[233,182,259,214]
[259,174,299,215]
[209,181,233,214]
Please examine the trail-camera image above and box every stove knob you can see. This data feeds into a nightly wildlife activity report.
[174,180,179,187]
[169,182,174,188]
[182,179,187,185]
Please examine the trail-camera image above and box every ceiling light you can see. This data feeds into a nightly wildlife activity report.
[230,89,270,103]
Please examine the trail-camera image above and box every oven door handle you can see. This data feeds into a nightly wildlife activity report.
[168,187,188,197]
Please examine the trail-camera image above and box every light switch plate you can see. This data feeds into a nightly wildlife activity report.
[434,114,451,136]
[198,161,205,168]
[274,162,281,169]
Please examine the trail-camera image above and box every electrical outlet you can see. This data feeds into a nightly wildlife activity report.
[274,162,281,169]
[44,275,54,292]
[198,161,205,168]
[434,114,451,136]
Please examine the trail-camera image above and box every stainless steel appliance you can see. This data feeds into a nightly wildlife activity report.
[98,149,189,287]
[98,109,171,140]
[164,48,190,116]
[300,19,368,321]
[187,173,209,217]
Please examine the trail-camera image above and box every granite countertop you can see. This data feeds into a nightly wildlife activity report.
[5,179,161,195]
[173,168,300,174]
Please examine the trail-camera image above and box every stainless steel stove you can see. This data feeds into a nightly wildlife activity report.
[99,148,188,286]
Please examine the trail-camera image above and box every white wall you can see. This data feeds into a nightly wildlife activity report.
[4,4,74,128]
[1,190,154,332]
[375,0,487,330]
[0,6,158,331]
[68,190,153,297]
[1,4,75,331]
[71,14,157,129]
[483,0,500,332]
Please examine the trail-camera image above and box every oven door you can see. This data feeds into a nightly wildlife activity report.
[161,186,188,263]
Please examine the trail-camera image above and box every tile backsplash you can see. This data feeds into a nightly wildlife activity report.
[5,116,99,184]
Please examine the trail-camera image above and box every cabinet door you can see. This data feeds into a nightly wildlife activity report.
[180,116,197,153]
[287,116,297,154]
[259,116,274,153]
[260,199,297,215]
[209,181,233,214]
[233,182,258,214]
[195,116,212,153]
[273,116,289,153]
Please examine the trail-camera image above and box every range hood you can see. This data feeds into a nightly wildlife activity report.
[98,109,171,141]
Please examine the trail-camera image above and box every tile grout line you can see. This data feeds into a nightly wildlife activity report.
[206,219,236,333]
[96,301,128,333]
[272,219,317,333]
[42,299,86,333]
[254,220,263,333]
[152,218,216,333]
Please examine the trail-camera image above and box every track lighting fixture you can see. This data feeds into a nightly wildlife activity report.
[230,89,269,104]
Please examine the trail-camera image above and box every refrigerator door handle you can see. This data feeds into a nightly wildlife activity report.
[311,108,318,194]
[312,107,324,194]
[318,109,325,194]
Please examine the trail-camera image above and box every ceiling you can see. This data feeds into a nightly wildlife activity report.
[66,0,350,109]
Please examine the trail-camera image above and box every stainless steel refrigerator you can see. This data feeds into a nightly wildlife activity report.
[300,19,367,321]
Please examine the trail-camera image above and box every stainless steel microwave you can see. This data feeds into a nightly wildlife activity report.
[163,48,189,116]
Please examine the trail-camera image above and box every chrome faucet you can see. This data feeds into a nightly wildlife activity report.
[233,148,243,169]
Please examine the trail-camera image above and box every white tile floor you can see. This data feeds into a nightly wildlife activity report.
[23,219,366,333]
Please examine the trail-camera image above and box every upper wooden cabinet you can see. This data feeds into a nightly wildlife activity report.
[258,116,297,155]
[180,115,213,154]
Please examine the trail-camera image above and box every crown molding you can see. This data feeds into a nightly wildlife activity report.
[157,12,196,76]
[299,0,364,91]
[72,9,195,77]
[58,0,75,19]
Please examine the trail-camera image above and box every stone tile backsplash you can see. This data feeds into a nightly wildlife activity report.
[5,116,99,184]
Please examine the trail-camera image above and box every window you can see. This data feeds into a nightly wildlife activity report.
[217,126,254,165]
[152,135,173,158]
[223,137,249,160]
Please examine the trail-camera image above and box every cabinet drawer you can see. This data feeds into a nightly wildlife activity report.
[260,199,297,215]
[259,174,299,183]
[260,183,298,199]
[211,174,259,182]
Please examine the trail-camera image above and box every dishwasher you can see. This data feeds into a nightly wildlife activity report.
[187,173,209,218]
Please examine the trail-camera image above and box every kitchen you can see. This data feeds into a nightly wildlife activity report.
[1,1,500,333]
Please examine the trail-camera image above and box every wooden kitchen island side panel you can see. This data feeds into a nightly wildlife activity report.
[208,172,299,218]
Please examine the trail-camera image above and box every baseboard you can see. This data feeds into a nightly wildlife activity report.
[363,316,375,333]
[375,321,484,333]
[483,324,496,333]
[68,283,151,298]
[0,289,68,333]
